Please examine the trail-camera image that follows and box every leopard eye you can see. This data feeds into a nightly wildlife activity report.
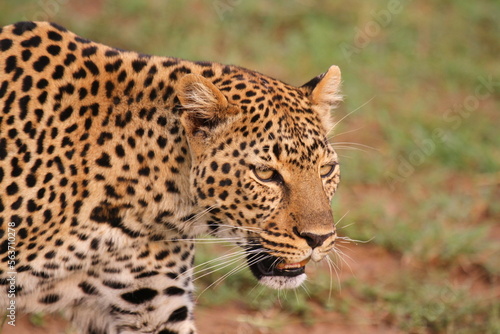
[253,167,282,183]
[320,163,337,178]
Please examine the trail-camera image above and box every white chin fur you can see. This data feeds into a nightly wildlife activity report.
[259,274,307,289]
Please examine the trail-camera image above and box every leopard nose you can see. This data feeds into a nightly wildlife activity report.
[299,231,335,249]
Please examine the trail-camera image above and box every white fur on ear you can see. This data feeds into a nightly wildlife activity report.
[177,74,228,118]
[301,65,343,133]
[177,73,238,141]
[310,65,342,107]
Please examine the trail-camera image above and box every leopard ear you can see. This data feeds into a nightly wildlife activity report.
[301,65,342,133]
[178,74,235,137]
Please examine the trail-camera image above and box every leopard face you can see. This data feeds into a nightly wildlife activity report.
[177,68,342,289]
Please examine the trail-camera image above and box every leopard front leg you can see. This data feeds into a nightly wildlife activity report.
[69,241,197,334]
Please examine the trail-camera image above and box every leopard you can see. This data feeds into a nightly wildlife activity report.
[0,21,342,333]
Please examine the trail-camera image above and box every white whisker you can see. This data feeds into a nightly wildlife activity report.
[250,282,267,303]
[325,255,341,296]
[185,204,219,225]
[197,254,271,298]
[336,236,374,244]
[332,146,370,153]
[334,211,350,227]
[333,141,377,151]
[192,247,268,281]
[193,254,247,281]
[332,96,375,129]
[329,126,364,139]
[300,280,311,298]
[331,247,355,275]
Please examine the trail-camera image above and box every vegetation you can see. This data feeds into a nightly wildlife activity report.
[1,1,498,333]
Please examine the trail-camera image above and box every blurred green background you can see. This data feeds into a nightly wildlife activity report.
[1,1,499,333]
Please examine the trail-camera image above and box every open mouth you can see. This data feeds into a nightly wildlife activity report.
[245,247,310,279]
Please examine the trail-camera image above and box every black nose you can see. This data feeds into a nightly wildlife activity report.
[299,231,335,249]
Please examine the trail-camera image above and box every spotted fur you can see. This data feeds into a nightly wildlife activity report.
[0,22,342,333]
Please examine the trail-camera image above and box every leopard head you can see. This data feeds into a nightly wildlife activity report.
[178,66,342,289]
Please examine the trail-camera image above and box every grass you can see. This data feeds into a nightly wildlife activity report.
[1,0,499,333]
[361,274,500,334]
